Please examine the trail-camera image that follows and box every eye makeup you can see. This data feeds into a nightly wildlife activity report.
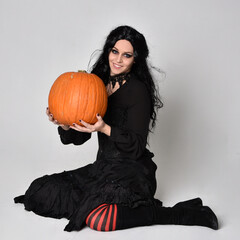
[111,47,133,58]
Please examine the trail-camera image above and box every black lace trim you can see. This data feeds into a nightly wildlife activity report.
[108,72,131,88]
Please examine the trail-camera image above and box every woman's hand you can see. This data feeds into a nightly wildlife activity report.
[46,107,70,131]
[70,114,111,136]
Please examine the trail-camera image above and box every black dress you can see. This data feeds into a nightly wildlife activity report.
[14,73,162,231]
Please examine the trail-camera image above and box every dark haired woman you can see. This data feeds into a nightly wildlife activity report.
[14,25,218,231]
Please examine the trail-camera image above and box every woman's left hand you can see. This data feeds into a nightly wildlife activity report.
[70,114,111,136]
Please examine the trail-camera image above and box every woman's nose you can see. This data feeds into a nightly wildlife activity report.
[116,54,123,63]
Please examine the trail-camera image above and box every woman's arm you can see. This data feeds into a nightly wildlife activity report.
[108,85,151,159]
[58,127,92,145]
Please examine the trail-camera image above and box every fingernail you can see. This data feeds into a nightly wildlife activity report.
[50,114,53,117]
[73,123,76,126]
[79,120,82,122]
[97,113,100,116]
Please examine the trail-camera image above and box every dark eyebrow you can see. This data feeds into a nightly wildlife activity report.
[112,47,133,55]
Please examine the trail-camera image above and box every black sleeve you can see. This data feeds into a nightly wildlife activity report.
[109,83,151,159]
[58,127,91,145]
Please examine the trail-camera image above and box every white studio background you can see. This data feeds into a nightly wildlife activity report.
[0,0,239,239]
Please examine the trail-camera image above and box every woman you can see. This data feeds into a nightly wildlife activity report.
[14,25,218,231]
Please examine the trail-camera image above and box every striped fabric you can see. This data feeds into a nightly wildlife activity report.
[86,204,118,231]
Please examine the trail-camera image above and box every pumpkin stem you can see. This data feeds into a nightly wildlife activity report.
[78,70,87,73]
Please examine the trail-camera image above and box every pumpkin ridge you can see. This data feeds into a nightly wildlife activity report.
[70,74,81,124]
[98,75,107,118]
[82,73,90,124]
[99,76,106,118]
[75,73,82,125]
[101,78,107,117]
[62,73,72,124]
[91,74,98,124]
[89,74,97,124]
[68,73,77,125]
[58,73,68,124]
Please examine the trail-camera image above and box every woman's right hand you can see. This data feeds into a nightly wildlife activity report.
[46,107,70,131]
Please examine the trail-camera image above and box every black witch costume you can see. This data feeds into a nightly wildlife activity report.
[14,72,162,231]
[14,72,218,231]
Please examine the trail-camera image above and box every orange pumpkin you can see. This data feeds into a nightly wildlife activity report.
[48,71,108,125]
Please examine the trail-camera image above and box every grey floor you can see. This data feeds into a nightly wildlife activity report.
[1,143,239,240]
[2,192,238,240]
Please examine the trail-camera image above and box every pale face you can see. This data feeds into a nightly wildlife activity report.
[108,40,135,76]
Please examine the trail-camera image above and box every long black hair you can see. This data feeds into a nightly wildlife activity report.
[91,25,163,129]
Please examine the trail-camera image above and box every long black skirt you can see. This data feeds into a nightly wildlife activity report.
[14,155,162,231]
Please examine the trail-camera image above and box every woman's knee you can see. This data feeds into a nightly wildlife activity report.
[86,203,118,231]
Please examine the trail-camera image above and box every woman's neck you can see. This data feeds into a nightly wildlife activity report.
[108,72,131,88]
